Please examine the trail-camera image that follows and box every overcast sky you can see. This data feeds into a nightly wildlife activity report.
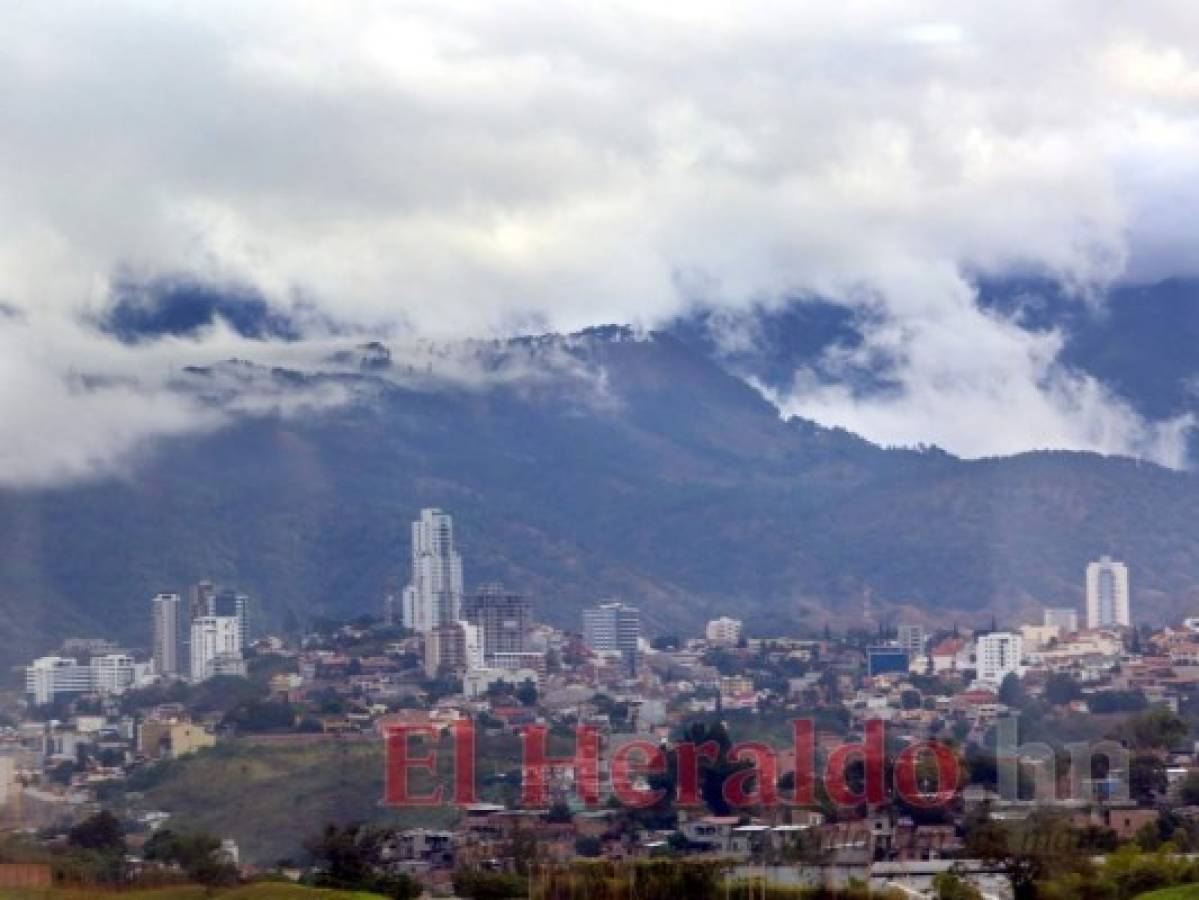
[2,1,1199,484]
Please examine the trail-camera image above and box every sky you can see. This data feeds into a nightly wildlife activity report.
[2,1,1199,485]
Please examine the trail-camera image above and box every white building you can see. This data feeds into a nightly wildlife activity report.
[897,624,925,657]
[90,654,149,695]
[189,616,243,682]
[152,592,181,677]
[25,656,94,705]
[583,601,641,674]
[0,756,14,808]
[208,591,250,649]
[24,654,149,704]
[461,619,483,671]
[1086,556,1130,629]
[1043,607,1079,633]
[402,508,464,632]
[463,667,541,699]
[976,632,1024,686]
[705,617,743,646]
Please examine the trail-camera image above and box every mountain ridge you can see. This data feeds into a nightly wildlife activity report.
[1,325,1196,668]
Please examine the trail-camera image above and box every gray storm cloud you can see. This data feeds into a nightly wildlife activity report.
[1,1,1199,483]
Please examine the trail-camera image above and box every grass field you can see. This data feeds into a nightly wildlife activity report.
[0,883,387,899]
[122,736,466,865]
[1136,886,1199,900]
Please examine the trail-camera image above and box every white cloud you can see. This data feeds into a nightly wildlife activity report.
[1,1,1199,479]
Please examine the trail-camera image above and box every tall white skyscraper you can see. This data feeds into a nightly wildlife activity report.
[190,615,243,682]
[1086,556,1130,629]
[402,508,464,632]
[151,592,181,677]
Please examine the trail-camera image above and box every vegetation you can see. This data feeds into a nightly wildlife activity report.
[0,886,389,899]
[123,738,458,866]
[303,824,421,899]
[528,861,908,900]
[6,330,1199,662]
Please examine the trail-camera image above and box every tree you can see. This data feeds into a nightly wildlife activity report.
[516,679,538,707]
[1177,771,1199,806]
[574,835,603,858]
[546,801,573,824]
[453,869,527,899]
[144,828,238,888]
[933,871,983,900]
[1123,707,1187,750]
[68,810,125,853]
[1043,673,1081,706]
[965,810,1089,900]
[998,673,1027,708]
[1129,753,1167,804]
[222,699,297,733]
[305,823,421,899]
[48,760,76,786]
[678,720,752,816]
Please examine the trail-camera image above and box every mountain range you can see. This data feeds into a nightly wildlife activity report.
[3,281,1199,666]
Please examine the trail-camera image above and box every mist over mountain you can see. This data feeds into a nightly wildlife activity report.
[669,277,1199,464]
[3,317,1199,668]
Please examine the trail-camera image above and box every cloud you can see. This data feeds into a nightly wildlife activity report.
[0,300,616,488]
[1,1,1199,478]
[754,279,1197,466]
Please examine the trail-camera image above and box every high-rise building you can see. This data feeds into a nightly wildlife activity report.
[90,654,144,695]
[189,616,243,682]
[403,508,464,632]
[189,580,216,623]
[1043,608,1079,633]
[583,601,641,674]
[151,592,181,677]
[184,580,216,666]
[977,632,1024,685]
[897,624,925,657]
[423,620,481,678]
[463,583,531,660]
[210,590,250,649]
[705,617,743,646]
[1086,556,1130,629]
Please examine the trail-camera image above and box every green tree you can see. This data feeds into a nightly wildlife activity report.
[1129,753,1167,804]
[67,810,125,853]
[1043,673,1082,706]
[516,679,538,707]
[144,828,238,888]
[965,810,1090,900]
[546,802,573,824]
[453,869,527,899]
[304,824,420,898]
[1122,707,1187,750]
[575,835,603,858]
[933,871,983,900]
[998,673,1027,708]
[1177,770,1199,806]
